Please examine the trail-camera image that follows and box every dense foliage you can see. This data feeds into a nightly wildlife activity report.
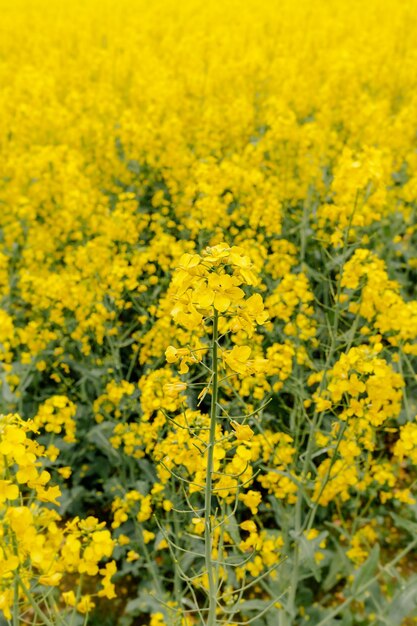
[1,0,417,624]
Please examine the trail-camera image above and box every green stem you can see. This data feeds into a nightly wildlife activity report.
[16,575,55,626]
[70,574,84,626]
[285,243,349,625]
[13,575,19,626]
[204,310,219,626]
[173,515,183,615]
[135,525,164,598]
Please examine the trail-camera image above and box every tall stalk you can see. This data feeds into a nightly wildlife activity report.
[204,310,219,626]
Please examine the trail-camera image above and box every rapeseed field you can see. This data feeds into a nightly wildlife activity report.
[1,1,417,624]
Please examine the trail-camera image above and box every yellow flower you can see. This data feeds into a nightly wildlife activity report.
[39,572,62,586]
[76,595,95,614]
[62,590,76,607]
[239,490,262,514]
[98,560,117,599]
[240,520,257,533]
[194,273,244,313]
[230,421,254,441]
[223,346,252,376]
[0,481,19,503]
[58,466,72,479]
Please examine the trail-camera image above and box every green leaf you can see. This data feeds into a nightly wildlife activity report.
[87,422,120,461]
[223,508,241,545]
[387,575,417,624]
[341,611,353,626]
[1,375,16,404]
[351,544,380,595]
[266,609,283,626]
[391,512,417,536]
[323,541,350,591]
[125,587,162,616]
[293,530,328,582]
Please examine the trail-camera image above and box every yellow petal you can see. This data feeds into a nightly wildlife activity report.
[213,292,230,312]
[194,287,214,309]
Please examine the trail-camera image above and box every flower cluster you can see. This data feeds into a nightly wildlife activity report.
[0,414,116,621]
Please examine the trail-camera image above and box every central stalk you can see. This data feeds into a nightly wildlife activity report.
[204,309,219,626]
